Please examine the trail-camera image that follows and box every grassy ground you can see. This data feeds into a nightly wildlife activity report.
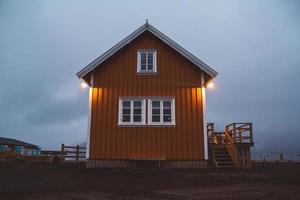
[0,161,299,200]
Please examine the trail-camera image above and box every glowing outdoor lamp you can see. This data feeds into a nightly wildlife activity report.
[81,81,88,89]
[206,80,214,89]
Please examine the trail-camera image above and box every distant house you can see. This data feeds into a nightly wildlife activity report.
[77,22,218,168]
[0,137,41,156]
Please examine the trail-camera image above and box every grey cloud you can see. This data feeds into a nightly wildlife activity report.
[0,0,300,155]
[23,93,88,125]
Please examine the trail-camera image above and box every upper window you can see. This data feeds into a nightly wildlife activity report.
[137,50,157,73]
[118,99,146,125]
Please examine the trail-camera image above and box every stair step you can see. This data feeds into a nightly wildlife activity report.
[215,157,231,160]
[215,155,231,158]
[217,163,235,167]
[217,159,234,162]
[216,159,233,163]
[215,157,232,160]
[216,159,232,162]
[217,161,235,164]
[215,156,231,159]
[218,166,236,169]
[213,146,237,169]
[215,153,229,155]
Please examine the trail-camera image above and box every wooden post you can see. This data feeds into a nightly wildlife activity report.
[280,152,283,161]
[233,124,236,144]
[249,123,253,145]
[212,146,216,168]
[238,127,242,143]
[76,145,79,161]
[61,144,65,160]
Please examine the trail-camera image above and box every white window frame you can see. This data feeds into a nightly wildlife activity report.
[147,98,175,126]
[137,50,157,73]
[118,98,146,126]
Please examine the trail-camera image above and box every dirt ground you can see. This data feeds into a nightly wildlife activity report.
[0,161,299,200]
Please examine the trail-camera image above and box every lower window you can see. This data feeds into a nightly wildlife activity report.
[118,97,175,126]
[148,98,175,125]
[118,99,146,125]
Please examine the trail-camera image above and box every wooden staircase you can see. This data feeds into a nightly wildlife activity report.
[207,123,254,169]
[214,146,236,169]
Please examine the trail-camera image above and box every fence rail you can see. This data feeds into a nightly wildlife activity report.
[61,144,86,161]
[253,160,300,168]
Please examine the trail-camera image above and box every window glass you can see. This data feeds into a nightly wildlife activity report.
[120,99,144,124]
[163,115,172,122]
[122,115,130,122]
[163,101,171,107]
[163,101,172,122]
[149,99,174,124]
[152,100,160,122]
[119,98,174,125]
[147,53,153,70]
[152,101,160,107]
[134,101,141,107]
[123,101,131,107]
[133,100,142,122]
[138,51,156,73]
[122,101,131,122]
[141,53,147,70]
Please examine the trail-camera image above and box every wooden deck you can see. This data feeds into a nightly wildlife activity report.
[207,123,254,169]
[207,123,253,146]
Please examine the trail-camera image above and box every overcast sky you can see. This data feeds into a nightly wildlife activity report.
[1,0,299,158]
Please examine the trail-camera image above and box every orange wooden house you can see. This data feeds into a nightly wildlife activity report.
[77,22,218,168]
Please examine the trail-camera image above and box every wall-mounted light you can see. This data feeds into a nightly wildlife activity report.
[206,80,214,89]
[81,82,88,89]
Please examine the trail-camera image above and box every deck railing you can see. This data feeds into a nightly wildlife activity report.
[207,123,253,145]
[225,123,253,145]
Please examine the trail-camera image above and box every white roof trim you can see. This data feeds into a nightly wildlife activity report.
[76,22,217,79]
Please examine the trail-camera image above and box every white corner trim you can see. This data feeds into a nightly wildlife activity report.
[201,73,208,160]
[86,73,94,159]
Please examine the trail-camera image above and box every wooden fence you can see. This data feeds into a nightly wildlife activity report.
[252,160,300,168]
[61,144,86,161]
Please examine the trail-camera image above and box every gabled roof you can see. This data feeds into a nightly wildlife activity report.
[0,137,38,149]
[76,22,217,80]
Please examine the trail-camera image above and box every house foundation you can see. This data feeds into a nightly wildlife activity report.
[87,159,208,169]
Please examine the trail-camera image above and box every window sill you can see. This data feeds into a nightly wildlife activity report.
[118,123,145,126]
[117,124,176,128]
[137,71,157,75]
[148,123,176,127]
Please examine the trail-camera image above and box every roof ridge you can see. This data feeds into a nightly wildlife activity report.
[76,22,217,79]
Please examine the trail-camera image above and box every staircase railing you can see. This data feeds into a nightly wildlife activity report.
[224,129,234,144]
[207,123,216,144]
[207,122,254,169]
[207,123,232,145]
[225,123,254,145]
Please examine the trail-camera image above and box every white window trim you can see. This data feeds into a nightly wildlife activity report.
[137,50,157,73]
[147,98,175,126]
[118,98,146,126]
